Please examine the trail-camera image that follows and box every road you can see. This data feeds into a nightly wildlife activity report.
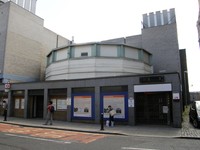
[0,123,200,150]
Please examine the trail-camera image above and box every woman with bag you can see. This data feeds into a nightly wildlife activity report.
[107,105,116,127]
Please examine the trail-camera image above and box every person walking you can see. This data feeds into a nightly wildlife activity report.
[43,101,54,125]
[107,105,115,127]
[2,100,8,121]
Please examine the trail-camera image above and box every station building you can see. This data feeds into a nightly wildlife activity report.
[0,2,189,128]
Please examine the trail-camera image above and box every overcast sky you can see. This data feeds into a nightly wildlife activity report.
[36,0,200,92]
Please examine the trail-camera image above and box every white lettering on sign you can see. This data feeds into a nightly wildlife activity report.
[5,83,11,89]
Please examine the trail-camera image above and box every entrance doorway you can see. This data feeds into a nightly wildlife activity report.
[135,92,172,125]
[29,96,44,118]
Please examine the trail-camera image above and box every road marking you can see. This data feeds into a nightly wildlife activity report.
[6,134,71,144]
[121,147,159,150]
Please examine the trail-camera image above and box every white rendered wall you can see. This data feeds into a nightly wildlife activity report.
[74,45,92,57]
[125,47,139,59]
[56,48,68,61]
[100,45,118,57]
[45,58,152,80]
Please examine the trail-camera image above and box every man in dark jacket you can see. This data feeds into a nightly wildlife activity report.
[2,100,8,121]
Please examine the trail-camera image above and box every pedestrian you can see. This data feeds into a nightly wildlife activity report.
[43,101,54,125]
[107,105,116,127]
[2,100,8,121]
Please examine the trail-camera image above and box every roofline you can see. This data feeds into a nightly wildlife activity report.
[47,42,151,57]
[1,72,180,86]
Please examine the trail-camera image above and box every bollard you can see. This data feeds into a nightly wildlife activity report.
[100,113,104,130]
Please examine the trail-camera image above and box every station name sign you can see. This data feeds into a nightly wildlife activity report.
[139,76,165,83]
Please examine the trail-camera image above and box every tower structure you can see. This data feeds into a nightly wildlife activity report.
[1,0,37,14]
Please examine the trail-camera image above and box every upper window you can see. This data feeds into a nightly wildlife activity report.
[81,52,88,57]
[56,49,68,61]
[47,53,53,65]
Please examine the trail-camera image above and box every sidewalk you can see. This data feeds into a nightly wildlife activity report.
[1,114,200,139]
[0,116,181,138]
[180,106,200,139]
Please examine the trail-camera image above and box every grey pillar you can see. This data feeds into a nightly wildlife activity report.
[156,11,161,26]
[24,89,28,118]
[162,9,168,25]
[43,88,48,119]
[142,13,148,28]
[172,100,182,128]
[128,84,135,126]
[17,0,23,7]
[7,91,12,117]
[24,0,31,11]
[95,86,100,123]
[149,12,155,27]
[30,0,37,14]
[10,0,17,3]
[67,87,71,122]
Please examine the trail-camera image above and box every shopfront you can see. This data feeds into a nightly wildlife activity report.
[28,90,44,118]
[49,89,67,121]
[13,90,25,118]
[0,73,183,128]
[134,83,173,125]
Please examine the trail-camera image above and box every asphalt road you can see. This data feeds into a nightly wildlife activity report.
[0,123,200,150]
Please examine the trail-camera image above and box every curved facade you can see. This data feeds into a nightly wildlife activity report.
[45,43,153,80]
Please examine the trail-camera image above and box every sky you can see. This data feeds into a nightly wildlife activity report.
[36,0,200,92]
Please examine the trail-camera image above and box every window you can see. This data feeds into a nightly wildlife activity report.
[81,52,88,57]
[47,53,53,65]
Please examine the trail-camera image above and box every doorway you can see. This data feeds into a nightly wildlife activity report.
[135,92,172,125]
[29,96,44,118]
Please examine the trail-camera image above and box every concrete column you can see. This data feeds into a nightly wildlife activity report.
[17,0,23,7]
[142,13,148,28]
[67,87,72,122]
[149,12,155,27]
[95,86,100,123]
[128,84,135,125]
[43,88,48,119]
[172,100,182,128]
[156,11,161,26]
[162,9,168,25]
[170,8,176,23]
[30,0,37,14]
[10,0,17,3]
[24,89,28,118]
[24,0,31,11]
[7,91,12,117]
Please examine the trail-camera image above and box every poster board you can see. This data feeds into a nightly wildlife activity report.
[15,99,20,109]
[21,99,24,109]
[57,99,67,110]
[73,95,92,117]
[103,95,125,119]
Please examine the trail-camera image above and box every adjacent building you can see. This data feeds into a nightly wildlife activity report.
[0,1,70,83]
[1,0,37,14]
[0,3,189,128]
